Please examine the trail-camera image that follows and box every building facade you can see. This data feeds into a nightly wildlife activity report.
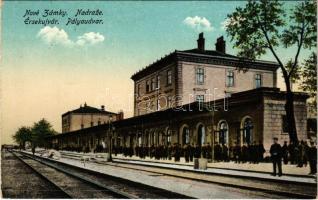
[62,103,124,133]
[132,33,278,116]
[50,88,308,154]
[50,33,311,159]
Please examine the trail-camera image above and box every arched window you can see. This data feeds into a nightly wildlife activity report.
[243,118,253,144]
[182,126,190,145]
[219,121,228,145]
[197,124,205,146]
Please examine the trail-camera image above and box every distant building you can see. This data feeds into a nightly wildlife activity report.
[131,33,278,116]
[62,103,123,133]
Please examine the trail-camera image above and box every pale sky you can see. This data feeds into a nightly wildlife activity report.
[1,1,310,145]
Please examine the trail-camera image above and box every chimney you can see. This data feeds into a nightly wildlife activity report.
[101,105,105,111]
[197,32,205,51]
[84,102,87,107]
[116,110,124,120]
[215,36,226,53]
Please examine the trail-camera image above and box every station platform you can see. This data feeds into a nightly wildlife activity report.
[112,154,313,178]
[111,157,315,185]
[19,150,317,198]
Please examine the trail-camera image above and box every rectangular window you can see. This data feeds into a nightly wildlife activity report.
[157,75,160,89]
[226,70,234,87]
[167,70,172,85]
[196,95,205,103]
[146,81,150,93]
[196,67,204,84]
[151,78,156,91]
[255,74,262,88]
[282,115,288,133]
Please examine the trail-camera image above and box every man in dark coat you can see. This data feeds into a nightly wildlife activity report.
[288,141,295,164]
[303,141,309,167]
[233,142,241,163]
[214,143,222,161]
[308,141,317,175]
[167,144,172,160]
[194,144,201,159]
[189,143,194,162]
[174,143,181,162]
[249,142,258,164]
[297,140,305,167]
[270,137,283,176]
[206,143,212,161]
[222,144,229,162]
[282,141,289,165]
[183,143,190,162]
[150,144,155,159]
[241,143,248,163]
[202,144,207,158]
[257,141,266,163]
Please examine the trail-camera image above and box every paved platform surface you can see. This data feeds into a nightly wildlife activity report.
[21,150,297,199]
[113,154,313,177]
[113,158,316,184]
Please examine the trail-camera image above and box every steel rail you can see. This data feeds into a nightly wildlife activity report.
[15,151,137,199]
[9,151,72,199]
[19,151,194,199]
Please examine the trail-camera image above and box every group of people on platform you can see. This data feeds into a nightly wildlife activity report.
[60,137,317,176]
[270,138,317,176]
[113,142,267,163]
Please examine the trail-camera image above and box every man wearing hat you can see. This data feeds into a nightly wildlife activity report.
[308,141,317,175]
[270,137,283,176]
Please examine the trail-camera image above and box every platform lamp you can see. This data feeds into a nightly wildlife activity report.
[110,126,115,161]
[107,115,113,162]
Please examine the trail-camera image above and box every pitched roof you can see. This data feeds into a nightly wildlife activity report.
[62,105,116,117]
[181,48,238,58]
[131,49,279,81]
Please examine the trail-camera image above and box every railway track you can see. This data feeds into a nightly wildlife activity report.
[13,151,193,199]
[11,151,131,199]
[1,150,70,198]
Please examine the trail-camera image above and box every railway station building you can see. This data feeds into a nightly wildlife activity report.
[49,87,308,155]
[48,33,310,157]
